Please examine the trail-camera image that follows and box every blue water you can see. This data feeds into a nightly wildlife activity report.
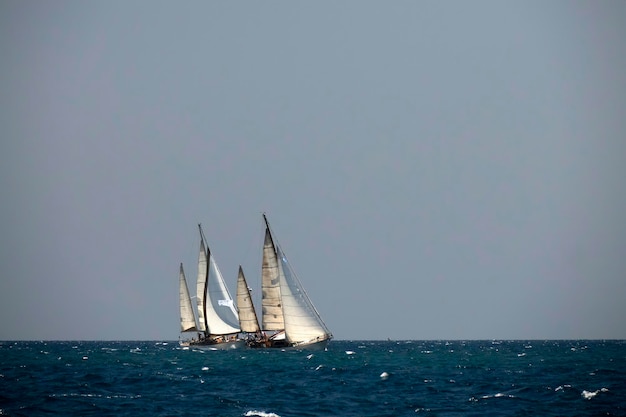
[1,340,624,416]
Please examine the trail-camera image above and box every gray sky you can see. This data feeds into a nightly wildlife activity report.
[1,1,625,341]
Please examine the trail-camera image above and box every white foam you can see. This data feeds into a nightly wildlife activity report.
[476,393,516,400]
[380,372,389,379]
[345,351,355,355]
[582,388,608,400]
[201,366,209,371]
[244,411,281,417]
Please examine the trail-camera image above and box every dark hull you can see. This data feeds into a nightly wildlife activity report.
[246,337,330,350]
[180,338,245,350]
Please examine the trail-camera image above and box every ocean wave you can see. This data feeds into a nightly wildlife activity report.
[1,340,624,416]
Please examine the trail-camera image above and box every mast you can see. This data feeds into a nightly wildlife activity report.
[196,224,209,337]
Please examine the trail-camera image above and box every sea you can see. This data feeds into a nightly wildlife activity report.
[1,340,624,416]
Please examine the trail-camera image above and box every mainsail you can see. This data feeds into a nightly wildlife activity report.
[196,237,208,333]
[261,224,284,331]
[236,266,261,333]
[179,263,197,332]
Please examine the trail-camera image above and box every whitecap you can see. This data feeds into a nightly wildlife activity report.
[82,356,88,360]
[201,366,209,371]
[345,351,355,355]
[478,393,516,400]
[582,388,608,400]
[306,354,314,360]
[380,372,389,379]
[582,390,597,400]
[244,410,281,417]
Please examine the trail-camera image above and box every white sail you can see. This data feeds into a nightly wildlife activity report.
[179,263,198,332]
[204,253,241,335]
[236,266,261,333]
[261,226,284,331]
[276,245,331,345]
[196,238,208,333]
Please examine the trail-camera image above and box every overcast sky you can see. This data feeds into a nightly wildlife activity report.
[1,1,625,341]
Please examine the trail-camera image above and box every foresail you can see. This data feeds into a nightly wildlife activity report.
[179,263,197,332]
[205,253,241,335]
[196,238,208,333]
[261,225,284,331]
[236,266,260,333]
[276,246,331,345]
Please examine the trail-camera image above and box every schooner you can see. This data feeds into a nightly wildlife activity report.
[179,224,243,349]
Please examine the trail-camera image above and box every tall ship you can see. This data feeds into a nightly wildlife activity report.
[179,224,243,349]
[243,214,332,349]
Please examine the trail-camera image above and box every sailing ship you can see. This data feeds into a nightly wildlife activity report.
[179,224,244,349]
[244,214,332,349]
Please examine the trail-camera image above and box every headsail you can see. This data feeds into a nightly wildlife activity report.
[276,245,332,345]
[204,250,241,335]
[261,219,284,331]
[179,263,197,332]
[236,266,261,333]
